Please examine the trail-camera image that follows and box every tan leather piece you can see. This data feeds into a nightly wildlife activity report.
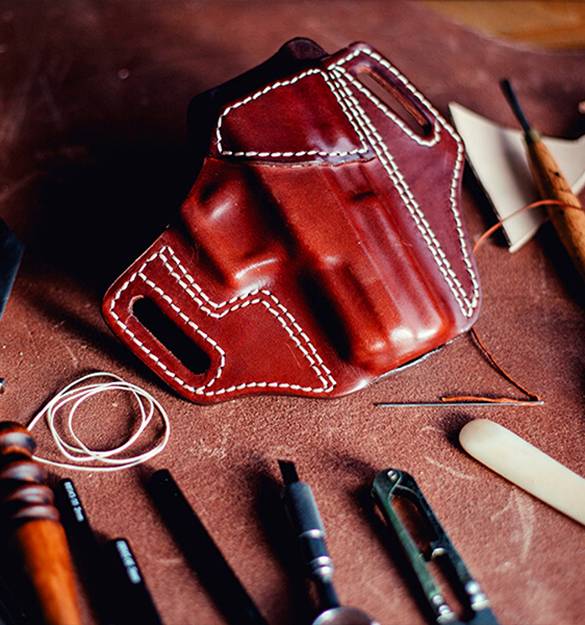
[0,2,584,625]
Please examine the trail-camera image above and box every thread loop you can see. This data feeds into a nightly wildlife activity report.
[27,372,170,472]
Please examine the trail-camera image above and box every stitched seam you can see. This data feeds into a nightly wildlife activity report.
[332,68,475,316]
[216,68,369,158]
[109,245,336,396]
[216,45,478,314]
[331,47,479,312]
[330,67,477,318]
[358,47,480,313]
[329,47,363,68]
[334,70,441,147]
[159,248,335,385]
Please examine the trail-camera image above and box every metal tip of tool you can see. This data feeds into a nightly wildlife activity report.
[277,459,299,485]
[499,78,533,135]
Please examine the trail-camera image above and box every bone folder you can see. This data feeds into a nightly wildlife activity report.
[459,419,585,526]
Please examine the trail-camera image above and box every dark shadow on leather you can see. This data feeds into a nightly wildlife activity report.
[461,167,509,250]
[320,452,377,483]
[28,133,193,297]
[564,112,585,143]
[298,271,352,361]
[535,220,585,307]
[436,412,476,450]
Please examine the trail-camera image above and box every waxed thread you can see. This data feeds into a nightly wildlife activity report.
[439,199,583,406]
[27,371,170,472]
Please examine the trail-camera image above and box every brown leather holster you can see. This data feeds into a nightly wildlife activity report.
[102,38,481,403]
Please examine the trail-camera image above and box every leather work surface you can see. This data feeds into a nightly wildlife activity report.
[0,2,584,624]
[102,39,482,403]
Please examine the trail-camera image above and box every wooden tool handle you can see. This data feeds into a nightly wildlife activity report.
[0,422,82,625]
[527,139,585,278]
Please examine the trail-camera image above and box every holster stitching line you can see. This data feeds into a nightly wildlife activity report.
[110,245,336,396]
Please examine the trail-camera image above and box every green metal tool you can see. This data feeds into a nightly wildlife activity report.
[372,469,499,625]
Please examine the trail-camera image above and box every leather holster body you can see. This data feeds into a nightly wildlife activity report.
[102,39,481,403]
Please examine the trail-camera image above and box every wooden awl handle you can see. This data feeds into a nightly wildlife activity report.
[0,422,82,625]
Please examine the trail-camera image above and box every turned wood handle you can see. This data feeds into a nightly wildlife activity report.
[0,422,82,625]
[527,139,585,279]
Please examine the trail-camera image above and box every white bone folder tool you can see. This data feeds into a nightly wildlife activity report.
[459,419,585,526]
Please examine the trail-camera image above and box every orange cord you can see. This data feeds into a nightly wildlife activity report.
[439,198,584,406]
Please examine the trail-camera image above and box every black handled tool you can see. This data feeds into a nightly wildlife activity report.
[278,460,378,625]
[55,479,110,624]
[372,469,499,625]
[0,219,23,393]
[0,219,23,320]
[147,469,268,625]
[103,538,164,625]
[57,479,164,625]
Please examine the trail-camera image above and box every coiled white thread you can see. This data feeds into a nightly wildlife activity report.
[27,372,171,472]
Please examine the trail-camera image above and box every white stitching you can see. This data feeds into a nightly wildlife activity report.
[330,68,477,318]
[216,68,369,158]
[333,69,441,147]
[109,245,336,397]
[333,62,479,317]
[110,45,479,397]
[326,48,479,317]
[329,47,362,68]
[214,45,478,317]
[358,47,480,315]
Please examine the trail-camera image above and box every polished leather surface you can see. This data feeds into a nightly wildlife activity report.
[2,3,585,625]
[102,40,481,403]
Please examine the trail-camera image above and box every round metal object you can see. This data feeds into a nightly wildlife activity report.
[312,607,378,625]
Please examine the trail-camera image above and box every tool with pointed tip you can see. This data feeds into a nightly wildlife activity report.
[500,78,585,279]
[0,422,82,625]
[372,469,499,625]
[278,460,378,625]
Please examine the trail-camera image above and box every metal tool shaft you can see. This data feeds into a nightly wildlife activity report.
[278,460,340,610]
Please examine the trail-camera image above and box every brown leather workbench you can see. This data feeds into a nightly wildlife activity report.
[1,2,584,624]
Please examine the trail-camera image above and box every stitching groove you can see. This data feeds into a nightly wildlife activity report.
[109,45,480,398]
[327,47,479,317]
[110,245,336,397]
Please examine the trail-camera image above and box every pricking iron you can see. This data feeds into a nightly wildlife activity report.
[372,469,499,625]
